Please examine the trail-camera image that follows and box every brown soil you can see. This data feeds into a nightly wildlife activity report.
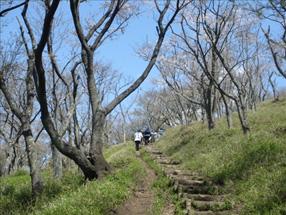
[115,155,175,215]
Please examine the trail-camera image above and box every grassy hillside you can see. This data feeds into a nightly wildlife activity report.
[154,98,286,214]
[1,99,285,215]
[0,143,144,215]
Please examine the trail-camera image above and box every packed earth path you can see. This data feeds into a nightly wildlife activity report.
[115,152,175,215]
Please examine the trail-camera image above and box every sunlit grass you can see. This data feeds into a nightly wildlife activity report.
[0,143,144,215]
[154,98,286,214]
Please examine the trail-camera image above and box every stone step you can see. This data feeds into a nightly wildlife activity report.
[191,210,215,215]
[169,174,206,183]
[192,210,232,215]
[172,179,207,189]
[186,194,224,201]
[165,168,181,175]
[191,200,229,212]
[157,158,172,164]
[147,148,234,215]
[176,178,206,186]
[170,169,202,177]
[161,164,182,172]
[149,150,162,155]
[153,155,166,160]
[158,159,181,165]
[177,184,217,195]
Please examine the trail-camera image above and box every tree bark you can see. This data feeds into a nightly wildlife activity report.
[51,145,62,178]
[235,100,250,135]
[221,94,232,129]
[89,110,111,178]
[23,127,43,197]
[205,87,215,130]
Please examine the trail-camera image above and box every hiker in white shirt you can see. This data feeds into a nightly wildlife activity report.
[134,130,143,156]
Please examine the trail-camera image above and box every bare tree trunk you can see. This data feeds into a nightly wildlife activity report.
[89,110,110,178]
[22,127,43,197]
[207,46,217,130]
[201,108,205,123]
[205,87,215,130]
[269,72,279,101]
[221,94,232,129]
[0,57,44,197]
[28,0,186,181]
[3,146,15,175]
[235,99,250,135]
[259,75,267,101]
[51,144,62,178]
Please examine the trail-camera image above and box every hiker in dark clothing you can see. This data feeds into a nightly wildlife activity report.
[143,128,151,145]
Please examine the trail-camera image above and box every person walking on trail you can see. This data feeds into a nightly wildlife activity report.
[143,128,151,145]
[134,129,143,156]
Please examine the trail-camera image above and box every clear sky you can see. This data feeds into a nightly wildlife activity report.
[94,5,159,90]
[0,1,161,110]
[0,0,285,103]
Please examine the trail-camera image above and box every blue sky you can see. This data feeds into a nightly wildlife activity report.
[0,0,285,100]
[95,6,159,89]
[0,1,161,105]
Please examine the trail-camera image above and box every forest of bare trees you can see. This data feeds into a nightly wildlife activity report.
[0,0,285,199]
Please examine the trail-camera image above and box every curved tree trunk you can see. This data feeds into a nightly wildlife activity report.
[30,0,186,181]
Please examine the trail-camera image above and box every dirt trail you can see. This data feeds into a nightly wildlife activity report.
[115,155,175,215]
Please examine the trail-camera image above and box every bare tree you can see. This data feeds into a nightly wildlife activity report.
[171,0,259,134]
[26,0,189,180]
[268,71,279,101]
[256,0,286,79]
[0,113,24,176]
[0,31,43,196]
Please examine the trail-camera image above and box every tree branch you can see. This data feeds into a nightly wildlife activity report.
[0,1,26,17]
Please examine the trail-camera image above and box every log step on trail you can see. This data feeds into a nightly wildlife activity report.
[146,146,236,215]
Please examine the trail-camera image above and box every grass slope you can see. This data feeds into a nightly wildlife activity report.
[154,98,286,214]
[0,143,144,215]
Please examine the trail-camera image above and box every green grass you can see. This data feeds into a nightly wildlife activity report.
[1,99,285,215]
[154,98,286,214]
[142,151,185,215]
[0,143,144,215]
